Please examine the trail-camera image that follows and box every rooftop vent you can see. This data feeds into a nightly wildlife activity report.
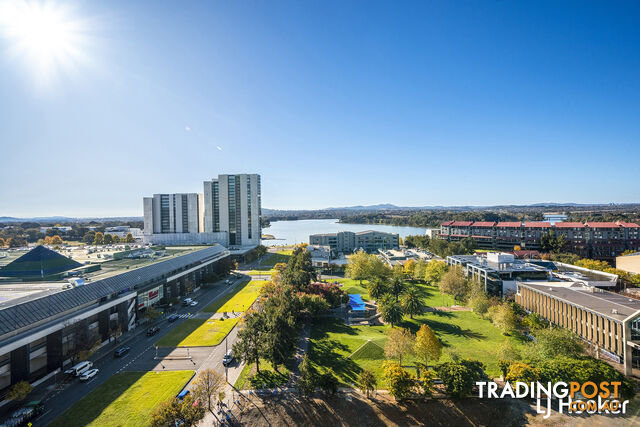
[612,309,619,314]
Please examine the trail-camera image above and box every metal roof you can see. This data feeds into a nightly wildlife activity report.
[519,282,640,322]
[0,245,228,337]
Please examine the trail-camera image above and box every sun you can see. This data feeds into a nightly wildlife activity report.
[0,0,89,84]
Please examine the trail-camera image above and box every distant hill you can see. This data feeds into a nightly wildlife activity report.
[0,216,143,223]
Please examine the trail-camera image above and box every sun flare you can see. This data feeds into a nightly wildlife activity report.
[0,0,90,84]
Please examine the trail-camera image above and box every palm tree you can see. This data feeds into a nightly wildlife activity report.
[402,286,424,319]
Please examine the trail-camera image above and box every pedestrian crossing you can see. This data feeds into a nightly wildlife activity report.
[176,313,195,319]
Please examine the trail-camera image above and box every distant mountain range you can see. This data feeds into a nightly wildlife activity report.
[0,216,143,223]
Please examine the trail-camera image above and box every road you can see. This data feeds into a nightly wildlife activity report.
[34,274,250,426]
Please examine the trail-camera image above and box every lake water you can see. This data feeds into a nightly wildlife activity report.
[262,219,428,246]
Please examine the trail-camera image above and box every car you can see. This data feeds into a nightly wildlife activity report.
[222,350,234,366]
[168,314,179,322]
[225,279,231,285]
[64,361,93,377]
[189,301,198,306]
[79,368,99,381]
[114,346,130,357]
[183,298,193,306]
[146,326,160,336]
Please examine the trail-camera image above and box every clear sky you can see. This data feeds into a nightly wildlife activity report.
[1,0,639,217]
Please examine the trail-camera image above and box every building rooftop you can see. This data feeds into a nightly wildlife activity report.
[496,222,521,228]
[518,281,640,322]
[0,245,228,337]
[523,222,551,228]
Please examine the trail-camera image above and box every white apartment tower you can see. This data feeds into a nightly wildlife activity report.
[203,174,261,247]
[143,193,204,235]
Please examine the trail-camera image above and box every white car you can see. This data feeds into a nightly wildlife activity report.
[189,301,198,306]
[79,368,99,381]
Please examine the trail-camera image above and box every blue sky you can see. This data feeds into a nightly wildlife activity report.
[1,0,639,217]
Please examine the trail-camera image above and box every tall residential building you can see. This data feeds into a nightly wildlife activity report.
[143,193,204,235]
[203,174,261,247]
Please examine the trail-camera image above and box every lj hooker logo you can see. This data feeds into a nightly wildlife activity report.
[476,381,629,419]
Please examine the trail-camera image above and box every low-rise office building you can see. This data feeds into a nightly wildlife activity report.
[439,221,640,260]
[309,230,399,256]
[0,245,229,394]
[515,281,640,375]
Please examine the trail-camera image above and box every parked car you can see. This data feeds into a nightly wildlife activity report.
[146,326,160,336]
[177,389,190,400]
[225,279,231,285]
[79,368,99,381]
[167,314,179,322]
[64,361,93,377]
[182,298,193,306]
[114,346,131,357]
[189,301,198,306]
[222,350,234,366]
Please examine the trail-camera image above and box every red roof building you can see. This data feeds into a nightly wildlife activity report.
[451,221,473,227]
[496,222,521,228]
[586,222,621,228]
[472,222,496,227]
[554,222,586,228]
[524,222,551,228]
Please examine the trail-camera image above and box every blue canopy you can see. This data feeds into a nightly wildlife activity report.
[348,294,365,311]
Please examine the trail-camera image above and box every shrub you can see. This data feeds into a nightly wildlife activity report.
[435,360,487,398]
[505,362,541,383]
[318,372,339,395]
[382,361,416,400]
[7,381,32,401]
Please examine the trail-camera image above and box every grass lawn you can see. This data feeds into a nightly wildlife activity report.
[308,282,526,385]
[329,278,371,300]
[203,280,265,314]
[259,250,292,267]
[247,269,276,276]
[234,359,291,390]
[50,371,193,427]
[155,317,238,347]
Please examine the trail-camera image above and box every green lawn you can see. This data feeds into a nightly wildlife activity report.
[247,269,276,276]
[155,317,238,347]
[203,280,265,314]
[50,371,193,427]
[331,278,371,300]
[234,359,291,390]
[308,282,526,385]
[259,250,292,267]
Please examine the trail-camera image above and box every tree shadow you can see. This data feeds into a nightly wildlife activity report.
[309,339,362,384]
[310,317,358,340]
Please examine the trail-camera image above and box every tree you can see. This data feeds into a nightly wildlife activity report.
[298,354,317,396]
[435,360,487,398]
[413,260,428,281]
[401,286,423,319]
[125,233,135,243]
[438,268,468,303]
[103,233,114,245]
[255,244,268,258]
[7,381,33,401]
[280,247,316,289]
[378,295,404,327]
[145,307,160,322]
[112,235,121,243]
[192,369,225,415]
[389,275,405,301]
[150,395,204,427]
[366,278,389,300]
[522,312,548,330]
[403,259,416,279]
[469,295,491,318]
[414,324,441,365]
[358,369,377,398]
[233,312,266,373]
[51,235,63,245]
[540,230,566,253]
[0,237,4,248]
[487,303,517,334]
[93,232,104,245]
[424,261,448,284]
[416,367,435,396]
[382,361,415,400]
[384,327,415,365]
[318,372,339,395]
[83,231,95,244]
[529,327,584,360]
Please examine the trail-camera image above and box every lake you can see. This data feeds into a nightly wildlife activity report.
[261,219,428,246]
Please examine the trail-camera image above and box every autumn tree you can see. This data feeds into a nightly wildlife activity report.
[488,303,517,334]
[424,261,448,284]
[51,235,63,245]
[347,250,372,284]
[150,395,204,427]
[384,327,415,365]
[7,381,32,401]
[125,233,135,243]
[103,233,114,245]
[112,234,121,243]
[83,231,95,244]
[93,232,104,245]
[403,259,416,279]
[414,324,442,365]
[192,369,225,415]
[382,361,415,400]
[438,268,468,303]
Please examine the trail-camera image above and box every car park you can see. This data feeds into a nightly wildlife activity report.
[114,346,130,357]
[168,314,178,322]
[146,326,160,336]
[79,368,99,381]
